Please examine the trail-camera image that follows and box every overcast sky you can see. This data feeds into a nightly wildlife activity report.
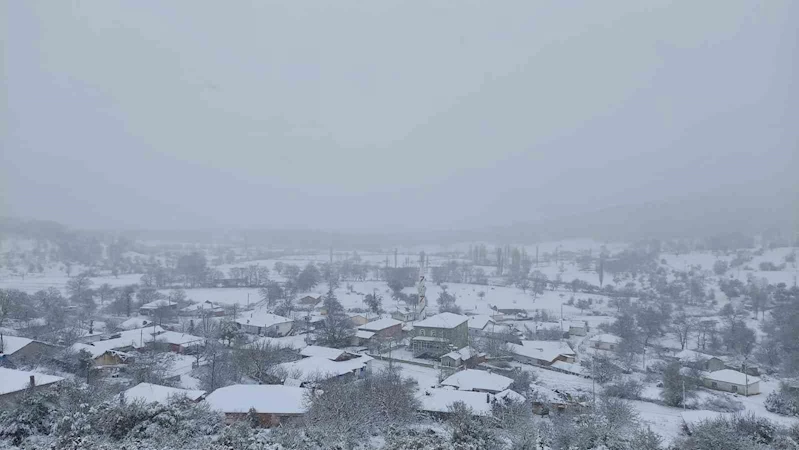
[3,1,797,231]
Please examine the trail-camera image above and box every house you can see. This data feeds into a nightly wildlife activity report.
[0,368,63,405]
[300,345,362,362]
[411,313,469,358]
[356,318,403,345]
[139,300,178,317]
[705,357,727,372]
[297,296,321,308]
[206,384,309,427]
[348,313,369,326]
[122,382,205,405]
[562,320,588,336]
[418,388,496,417]
[703,369,760,396]
[508,340,576,366]
[70,343,133,367]
[530,386,572,415]
[440,369,513,394]
[80,326,166,355]
[440,346,486,368]
[235,311,294,337]
[0,335,58,364]
[275,354,373,386]
[466,315,495,334]
[589,334,622,351]
[120,317,151,330]
[180,301,225,318]
[151,331,204,353]
[391,309,417,322]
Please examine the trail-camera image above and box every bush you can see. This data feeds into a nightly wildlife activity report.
[604,379,644,400]
[765,386,799,417]
[701,395,745,413]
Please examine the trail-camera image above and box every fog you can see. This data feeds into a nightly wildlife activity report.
[3,0,797,233]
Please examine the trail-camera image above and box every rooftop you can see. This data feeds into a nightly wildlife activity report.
[704,369,760,385]
[418,388,494,415]
[300,345,346,360]
[467,315,494,330]
[140,300,177,310]
[589,334,622,344]
[205,384,308,415]
[122,383,205,404]
[0,335,34,356]
[509,340,575,363]
[235,311,293,329]
[0,368,63,395]
[414,313,468,329]
[358,318,402,332]
[153,331,204,346]
[275,355,372,382]
[441,369,513,393]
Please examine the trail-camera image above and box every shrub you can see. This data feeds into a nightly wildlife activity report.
[701,395,745,413]
[604,379,644,400]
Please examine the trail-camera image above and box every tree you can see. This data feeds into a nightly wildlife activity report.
[436,289,461,314]
[96,283,113,307]
[661,361,695,407]
[296,263,321,291]
[671,313,694,350]
[259,281,284,310]
[66,272,94,302]
[167,289,187,304]
[176,252,207,287]
[364,292,382,315]
[713,260,729,276]
[636,306,668,347]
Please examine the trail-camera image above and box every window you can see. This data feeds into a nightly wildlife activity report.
[732,385,738,393]
[610,345,615,351]
[711,382,718,388]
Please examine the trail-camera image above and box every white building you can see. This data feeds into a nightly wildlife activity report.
[235,311,294,337]
[440,369,513,394]
[589,334,622,351]
[508,340,576,366]
[703,369,761,396]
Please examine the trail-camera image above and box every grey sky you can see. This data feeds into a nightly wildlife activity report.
[3,0,797,231]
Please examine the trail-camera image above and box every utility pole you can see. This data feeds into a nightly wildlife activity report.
[591,355,596,408]
[682,379,686,410]
[394,248,398,268]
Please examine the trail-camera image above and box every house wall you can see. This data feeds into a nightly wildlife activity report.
[704,379,760,395]
[592,342,616,351]
[94,352,124,367]
[441,355,461,367]
[0,383,60,407]
[372,323,403,340]
[568,326,587,337]
[266,322,294,337]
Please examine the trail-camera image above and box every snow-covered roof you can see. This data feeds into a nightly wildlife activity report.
[358,318,401,332]
[673,349,711,362]
[153,331,204,346]
[122,382,205,404]
[249,335,308,350]
[355,330,375,339]
[120,317,151,330]
[495,389,526,403]
[418,388,495,415]
[181,301,223,312]
[0,335,34,356]
[275,355,372,382]
[87,326,166,353]
[531,385,567,403]
[140,300,177,310]
[300,345,345,360]
[509,340,575,363]
[441,369,513,393]
[205,384,309,415]
[414,313,468,329]
[442,346,481,362]
[704,369,760,385]
[467,315,494,330]
[562,320,587,330]
[551,360,588,376]
[0,368,63,395]
[235,312,293,329]
[70,342,132,360]
[589,334,622,344]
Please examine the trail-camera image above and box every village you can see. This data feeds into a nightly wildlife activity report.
[1,234,798,448]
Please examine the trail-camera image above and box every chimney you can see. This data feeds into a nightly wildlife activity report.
[29,375,35,387]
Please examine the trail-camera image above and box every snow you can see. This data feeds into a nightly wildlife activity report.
[589,333,622,344]
[122,382,205,404]
[413,312,468,329]
[441,369,513,393]
[355,330,375,339]
[120,317,152,330]
[85,326,165,353]
[0,335,33,356]
[70,342,131,359]
[153,331,204,346]
[139,299,177,310]
[249,334,308,350]
[496,389,526,403]
[0,367,63,395]
[466,315,494,330]
[418,388,495,415]
[235,311,293,328]
[166,354,200,378]
[275,355,373,382]
[358,318,402,332]
[371,359,438,389]
[704,369,760,385]
[300,345,346,360]
[508,340,575,363]
[550,360,588,376]
[205,384,309,414]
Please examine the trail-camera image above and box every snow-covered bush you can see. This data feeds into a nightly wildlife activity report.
[765,386,799,417]
[603,379,643,400]
[700,394,745,413]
